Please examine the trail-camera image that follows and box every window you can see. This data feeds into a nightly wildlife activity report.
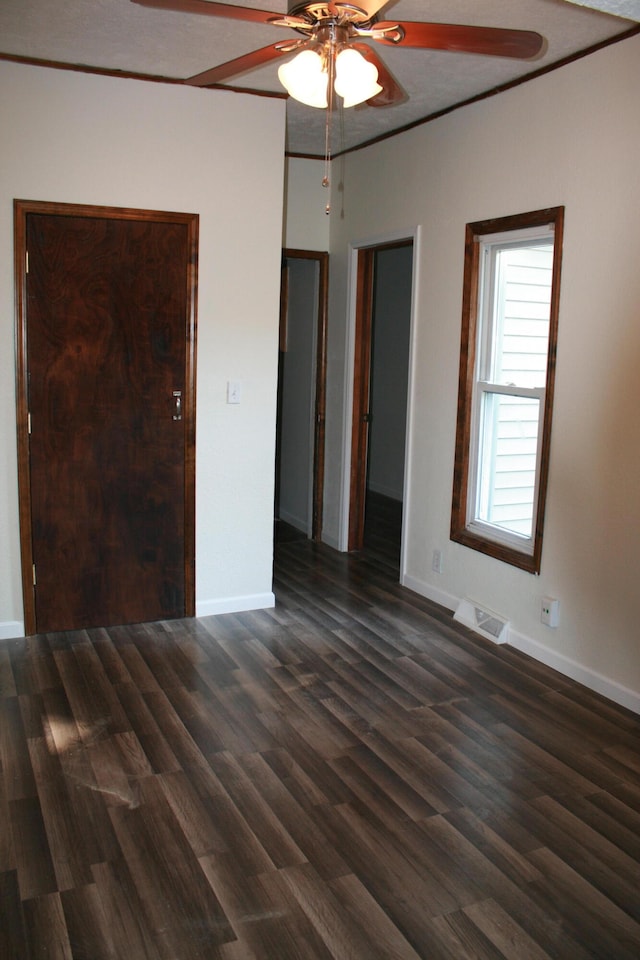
[451,207,564,573]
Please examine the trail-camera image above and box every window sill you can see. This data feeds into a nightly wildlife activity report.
[450,525,540,574]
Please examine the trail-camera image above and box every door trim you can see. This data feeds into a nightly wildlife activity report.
[347,246,375,551]
[14,199,199,635]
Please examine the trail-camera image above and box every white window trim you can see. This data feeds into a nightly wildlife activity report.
[467,384,545,555]
[465,224,554,552]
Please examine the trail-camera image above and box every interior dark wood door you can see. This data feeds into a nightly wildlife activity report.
[16,203,198,634]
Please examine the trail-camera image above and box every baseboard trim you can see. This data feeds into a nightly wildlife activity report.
[0,621,25,641]
[196,592,275,618]
[400,573,640,715]
[508,626,640,715]
[321,532,340,550]
[367,481,403,501]
[401,573,457,615]
[2,596,279,638]
[277,510,309,534]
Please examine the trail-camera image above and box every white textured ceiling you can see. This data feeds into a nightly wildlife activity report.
[0,0,637,155]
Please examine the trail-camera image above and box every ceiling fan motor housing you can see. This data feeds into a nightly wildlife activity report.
[288,2,378,27]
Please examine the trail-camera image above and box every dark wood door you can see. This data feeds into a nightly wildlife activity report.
[16,202,198,634]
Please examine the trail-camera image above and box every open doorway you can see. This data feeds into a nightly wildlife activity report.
[348,239,414,572]
[275,249,328,543]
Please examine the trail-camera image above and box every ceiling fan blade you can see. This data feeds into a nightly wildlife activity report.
[373,21,544,60]
[351,43,405,107]
[186,41,301,86]
[131,0,305,27]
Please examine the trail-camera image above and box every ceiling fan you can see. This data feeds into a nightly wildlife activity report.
[131,1,545,109]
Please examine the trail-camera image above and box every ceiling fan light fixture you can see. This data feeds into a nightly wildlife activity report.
[334,48,382,107]
[278,49,328,107]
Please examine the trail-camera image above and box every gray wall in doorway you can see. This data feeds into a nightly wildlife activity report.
[278,257,318,533]
[367,245,412,502]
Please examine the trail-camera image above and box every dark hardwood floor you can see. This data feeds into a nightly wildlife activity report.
[363,490,403,573]
[2,528,640,958]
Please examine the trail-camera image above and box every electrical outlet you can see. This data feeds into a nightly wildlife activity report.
[432,549,443,574]
[227,380,241,404]
[541,596,560,628]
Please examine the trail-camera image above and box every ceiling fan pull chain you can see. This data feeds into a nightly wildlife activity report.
[322,48,335,214]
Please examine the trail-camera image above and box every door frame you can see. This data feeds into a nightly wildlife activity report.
[347,245,376,551]
[278,248,328,542]
[343,228,419,567]
[14,198,199,635]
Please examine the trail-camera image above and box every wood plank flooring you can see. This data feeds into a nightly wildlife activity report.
[2,534,640,958]
[363,491,403,572]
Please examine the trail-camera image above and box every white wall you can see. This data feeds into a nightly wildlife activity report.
[0,61,286,636]
[283,158,330,251]
[321,34,640,711]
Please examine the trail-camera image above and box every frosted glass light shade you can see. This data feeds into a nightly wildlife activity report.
[278,45,383,109]
[334,48,382,107]
[278,50,328,107]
